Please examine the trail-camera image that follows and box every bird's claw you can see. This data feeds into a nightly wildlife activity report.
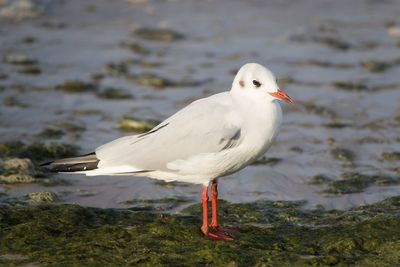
[210,226,240,235]
[203,230,234,241]
[202,226,239,241]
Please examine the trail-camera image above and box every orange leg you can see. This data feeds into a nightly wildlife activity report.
[210,180,240,235]
[211,180,219,228]
[201,185,233,241]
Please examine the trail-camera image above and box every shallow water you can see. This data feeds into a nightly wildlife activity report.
[0,0,399,211]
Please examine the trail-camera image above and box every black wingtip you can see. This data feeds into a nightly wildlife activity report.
[39,152,99,172]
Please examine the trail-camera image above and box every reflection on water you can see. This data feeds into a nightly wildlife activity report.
[0,0,399,211]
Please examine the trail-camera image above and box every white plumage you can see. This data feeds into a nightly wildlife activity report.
[48,63,292,186]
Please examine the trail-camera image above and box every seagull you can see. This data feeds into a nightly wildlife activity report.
[42,63,293,241]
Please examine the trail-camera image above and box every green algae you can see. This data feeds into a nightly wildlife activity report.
[307,174,332,185]
[251,157,281,166]
[121,197,192,211]
[134,28,185,41]
[97,88,132,100]
[0,141,78,163]
[120,41,151,56]
[361,58,400,73]
[331,81,368,91]
[3,54,37,65]
[134,73,207,89]
[38,128,65,139]
[304,59,353,68]
[315,36,350,50]
[28,192,59,203]
[3,96,28,108]
[22,36,36,43]
[303,102,336,118]
[292,35,351,50]
[331,81,397,92]
[102,62,130,76]
[323,172,400,195]
[323,121,351,128]
[330,147,355,166]
[381,152,400,161]
[101,61,204,88]
[289,146,303,153]
[56,80,97,93]
[55,121,86,137]
[1,197,400,266]
[17,65,41,75]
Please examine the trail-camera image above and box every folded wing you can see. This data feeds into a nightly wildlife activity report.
[95,92,243,174]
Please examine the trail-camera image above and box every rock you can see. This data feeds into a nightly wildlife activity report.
[0,158,36,184]
[28,191,58,203]
[0,174,36,183]
[2,158,35,175]
[117,118,157,133]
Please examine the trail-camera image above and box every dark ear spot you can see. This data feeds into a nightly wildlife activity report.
[239,80,245,88]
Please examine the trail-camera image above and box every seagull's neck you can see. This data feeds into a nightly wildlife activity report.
[229,89,282,123]
[230,89,282,157]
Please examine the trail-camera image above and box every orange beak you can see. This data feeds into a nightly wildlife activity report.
[269,89,294,104]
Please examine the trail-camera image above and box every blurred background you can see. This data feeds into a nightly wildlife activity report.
[0,0,399,212]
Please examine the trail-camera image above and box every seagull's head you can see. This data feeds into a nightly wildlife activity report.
[232,63,293,104]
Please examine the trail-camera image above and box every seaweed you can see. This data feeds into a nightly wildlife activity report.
[56,80,97,93]
[3,54,37,65]
[28,192,59,203]
[0,142,78,163]
[330,147,355,166]
[38,128,65,139]
[251,157,281,166]
[97,88,132,100]
[324,172,400,195]
[0,197,400,266]
[120,41,151,56]
[381,152,400,161]
[134,28,185,41]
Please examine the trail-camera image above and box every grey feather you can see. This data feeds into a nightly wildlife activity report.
[95,92,244,172]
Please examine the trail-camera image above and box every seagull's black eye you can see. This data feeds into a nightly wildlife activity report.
[252,80,261,88]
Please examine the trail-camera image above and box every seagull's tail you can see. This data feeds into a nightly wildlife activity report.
[41,152,99,172]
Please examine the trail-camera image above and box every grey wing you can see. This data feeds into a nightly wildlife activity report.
[95,93,243,172]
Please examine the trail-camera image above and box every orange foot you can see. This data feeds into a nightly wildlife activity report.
[202,226,234,241]
[204,230,234,241]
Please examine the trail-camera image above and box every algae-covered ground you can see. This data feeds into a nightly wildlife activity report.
[1,197,400,266]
